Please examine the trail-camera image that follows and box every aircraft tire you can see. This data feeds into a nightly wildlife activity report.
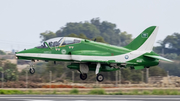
[96,74,104,82]
[80,73,87,80]
[29,68,35,74]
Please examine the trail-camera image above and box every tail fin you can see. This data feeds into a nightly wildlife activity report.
[124,26,159,52]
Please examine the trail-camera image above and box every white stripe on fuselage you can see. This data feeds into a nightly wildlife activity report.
[16,50,146,62]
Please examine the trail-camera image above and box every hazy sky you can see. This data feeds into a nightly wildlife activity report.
[0,0,180,51]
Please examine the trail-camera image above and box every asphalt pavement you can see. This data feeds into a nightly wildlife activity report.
[0,95,180,101]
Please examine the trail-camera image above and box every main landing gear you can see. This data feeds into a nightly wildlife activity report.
[96,74,104,82]
[29,60,35,74]
[79,64,88,80]
[79,73,104,82]
[80,73,87,80]
[95,63,104,82]
[79,63,105,82]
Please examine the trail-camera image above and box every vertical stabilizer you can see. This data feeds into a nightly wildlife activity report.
[124,26,159,52]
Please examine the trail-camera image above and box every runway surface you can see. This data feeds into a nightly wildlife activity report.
[0,95,180,101]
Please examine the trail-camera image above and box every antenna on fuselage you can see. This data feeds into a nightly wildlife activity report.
[94,38,96,41]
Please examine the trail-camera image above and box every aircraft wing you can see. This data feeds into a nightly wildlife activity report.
[144,55,173,62]
[70,50,137,64]
[79,60,137,65]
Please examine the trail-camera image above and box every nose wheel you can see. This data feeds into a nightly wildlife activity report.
[96,74,104,82]
[29,60,35,74]
[80,73,87,80]
[29,68,35,74]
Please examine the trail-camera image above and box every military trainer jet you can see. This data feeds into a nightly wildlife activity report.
[15,26,172,82]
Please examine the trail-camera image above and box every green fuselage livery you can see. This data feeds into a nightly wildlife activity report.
[16,26,172,82]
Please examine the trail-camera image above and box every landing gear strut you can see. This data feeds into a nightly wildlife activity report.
[95,63,104,82]
[96,74,104,82]
[29,60,35,74]
[80,73,87,80]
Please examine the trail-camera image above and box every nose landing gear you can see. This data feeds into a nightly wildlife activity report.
[29,60,35,74]
[29,68,35,74]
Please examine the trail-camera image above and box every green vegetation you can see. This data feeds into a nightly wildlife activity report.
[0,50,6,55]
[0,61,18,82]
[112,91,123,95]
[52,90,57,94]
[155,33,180,55]
[159,62,180,76]
[0,90,23,94]
[110,89,180,95]
[69,89,79,94]
[88,89,106,95]
[119,66,167,83]
[122,89,180,95]
[149,66,167,76]
[1,89,180,95]
[40,18,132,46]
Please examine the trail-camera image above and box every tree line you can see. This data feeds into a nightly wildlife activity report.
[40,18,132,46]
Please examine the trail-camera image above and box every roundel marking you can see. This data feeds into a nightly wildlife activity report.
[61,49,66,54]
[125,55,129,59]
[141,33,148,38]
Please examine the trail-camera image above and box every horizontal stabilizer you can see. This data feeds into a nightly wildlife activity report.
[144,55,173,62]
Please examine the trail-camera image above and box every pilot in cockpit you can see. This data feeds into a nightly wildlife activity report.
[37,37,81,48]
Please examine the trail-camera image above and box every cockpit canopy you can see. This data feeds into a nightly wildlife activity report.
[37,37,82,48]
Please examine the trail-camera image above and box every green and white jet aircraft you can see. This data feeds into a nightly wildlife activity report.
[16,26,172,82]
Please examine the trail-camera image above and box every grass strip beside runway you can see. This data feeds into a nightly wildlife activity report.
[1,89,180,95]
